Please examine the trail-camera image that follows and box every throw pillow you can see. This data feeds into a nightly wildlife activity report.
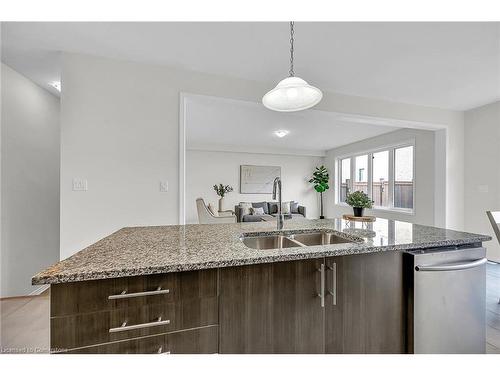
[239,202,252,216]
[290,201,299,214]
[207,203,218,216]
[268,202,278,214]
[281,201,291,215]
[252,201,269,214]
[250,207,265,215]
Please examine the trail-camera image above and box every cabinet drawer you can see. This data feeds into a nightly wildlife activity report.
[64,333,166,354]
[51,296,218,350]
[63,326,219,354]
[50,269,217,317]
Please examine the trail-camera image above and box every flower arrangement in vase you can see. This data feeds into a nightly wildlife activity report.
[213,184,233,212]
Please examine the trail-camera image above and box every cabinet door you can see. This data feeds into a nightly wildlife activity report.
[219,259,324,353]
[325,251,405,354]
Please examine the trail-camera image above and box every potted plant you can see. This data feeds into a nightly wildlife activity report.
[308,165,329,219]
[213,184,233,212]
[346,190,373,217]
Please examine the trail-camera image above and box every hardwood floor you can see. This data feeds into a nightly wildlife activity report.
[1,263,499,354]
[0,289,50,353]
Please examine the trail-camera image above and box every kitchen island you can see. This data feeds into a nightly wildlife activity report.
[33,218,491,354]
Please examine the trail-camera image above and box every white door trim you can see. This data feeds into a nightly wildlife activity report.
[178,92,449,228]
[179,92,187,225]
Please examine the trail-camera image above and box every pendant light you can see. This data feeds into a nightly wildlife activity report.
[263,22,322,112]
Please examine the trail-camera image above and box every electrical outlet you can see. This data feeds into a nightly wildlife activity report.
[72,178,88,191]
[160,181,168,192]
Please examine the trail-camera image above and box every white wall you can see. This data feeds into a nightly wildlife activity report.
[464,101,500,262]
[1,64,60,297]
[186,150,323,223]
[60,53,465,259]
[324,128,437,225]
[60,53,272,259]
[434,129,447,228]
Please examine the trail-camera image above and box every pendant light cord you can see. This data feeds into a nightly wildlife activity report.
[289,21,295,77]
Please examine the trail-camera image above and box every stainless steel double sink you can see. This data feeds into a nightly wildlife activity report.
[240,230,358,250]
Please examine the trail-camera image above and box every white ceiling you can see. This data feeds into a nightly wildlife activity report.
[2,22,499,109]
[185,95,402,155]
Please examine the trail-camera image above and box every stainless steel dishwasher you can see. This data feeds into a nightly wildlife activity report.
[404,245,487,354]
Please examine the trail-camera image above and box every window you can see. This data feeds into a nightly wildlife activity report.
[394,146,414,209]
[337,143,414,212]
[372,150,389,207]
[358,168,365,181]
[339,158,351,203]
[354,155,368,194]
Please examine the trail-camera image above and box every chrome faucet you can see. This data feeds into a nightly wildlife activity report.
[272,177,284,230]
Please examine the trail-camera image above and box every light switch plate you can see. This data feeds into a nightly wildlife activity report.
[72,178,88,191]
[160,180,168,192]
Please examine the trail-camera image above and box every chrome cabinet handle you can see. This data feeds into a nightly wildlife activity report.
[317,263,325,308]
[108,286,170,300]
[327,263,337,306]
[415,258,487,272]
[157,346,171,354]
[109,317,170,333]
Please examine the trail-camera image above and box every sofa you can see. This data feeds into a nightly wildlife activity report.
[234,201,306,223]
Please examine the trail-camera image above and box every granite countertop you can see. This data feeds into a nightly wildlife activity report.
[32,218,491,285]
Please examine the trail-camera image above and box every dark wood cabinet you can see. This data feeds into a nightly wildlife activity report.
[324,251,406,353]
[51,269,217,317]
[66,326,218,354]
[219,258,324,353]
[51,269,218,353]
[50,252,406,354]
[51,296,218,349]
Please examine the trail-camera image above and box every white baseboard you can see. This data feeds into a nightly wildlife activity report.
[29,284,49,296]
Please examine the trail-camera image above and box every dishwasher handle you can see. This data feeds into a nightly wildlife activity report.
[415,257,487,272]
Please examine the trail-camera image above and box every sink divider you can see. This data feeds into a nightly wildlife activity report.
[285,236,307,247]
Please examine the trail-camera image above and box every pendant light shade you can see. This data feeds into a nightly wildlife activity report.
[263,22,322,112]
[262,76,322,112]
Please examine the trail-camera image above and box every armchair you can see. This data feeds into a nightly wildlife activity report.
[196,198,236,224]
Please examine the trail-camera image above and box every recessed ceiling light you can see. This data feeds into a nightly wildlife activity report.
[50,81,61,92]
[274,130,290,138]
